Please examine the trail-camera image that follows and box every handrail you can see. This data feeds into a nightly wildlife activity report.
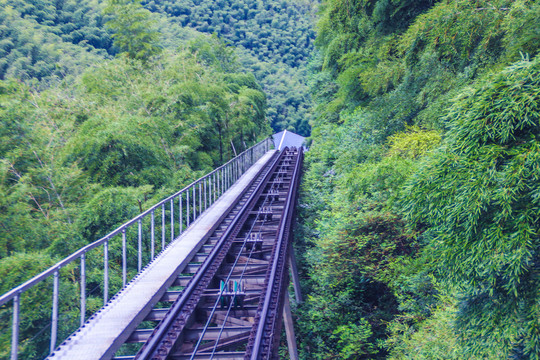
[0,136,273,360]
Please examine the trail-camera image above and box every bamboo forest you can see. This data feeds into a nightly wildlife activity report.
[0,0,539,359]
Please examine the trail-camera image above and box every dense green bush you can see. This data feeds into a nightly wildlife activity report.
[298,0,540,358]
[405,57,540,358]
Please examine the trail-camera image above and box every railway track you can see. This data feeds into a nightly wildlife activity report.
[113,147,303,360]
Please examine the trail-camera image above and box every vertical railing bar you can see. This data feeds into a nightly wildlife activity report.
[80,253,86,326]
[137,219,142,272]
[50,270,59,354]
[11,294,20,360]
[210,173,216,203]
[151,211,155,261]
[192,183,196,221]
[179,193,183,234]
[187,187,190,227]
[122,229,127,286]
[199,182,202,215]
[104,240,109,305]
[161,204,165,250]
[170,199,174,242]
[204,178,207,211]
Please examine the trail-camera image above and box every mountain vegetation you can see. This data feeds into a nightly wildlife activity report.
[0,0,275,356]
[1,0,539,359]
[295,0,540,359]
[0,0,316,135]
[140,0,317,135]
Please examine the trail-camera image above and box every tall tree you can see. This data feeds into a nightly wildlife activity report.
[103,0,162,62]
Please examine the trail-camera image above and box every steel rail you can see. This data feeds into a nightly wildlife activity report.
[134,149,287,360]
[248,147,303,359]
[189,185,279,359]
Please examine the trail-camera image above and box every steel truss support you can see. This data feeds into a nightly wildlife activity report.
[288,244,303,304]
[283,294,299,360]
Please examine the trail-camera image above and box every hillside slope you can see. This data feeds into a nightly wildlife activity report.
[296,0,540,358]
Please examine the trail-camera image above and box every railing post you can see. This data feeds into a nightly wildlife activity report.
[11,294,20,360]
[80,253,86,326]
[192,184,196,221]
[170,199,174,242]
[151,211,155,260]
[161,204,165,250]
[187,188,190,227]
[213,172,216,203]
[179,193,183,234]
[199,182,202,215]
[222,167,225,193]
[204,178,207,211]
[122,229,127,287]
[50,270,59,354]
[104,240,109,305]
[138,219,142,272]
[221,168,224,195]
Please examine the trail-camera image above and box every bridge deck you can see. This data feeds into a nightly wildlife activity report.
[48,150,277,360]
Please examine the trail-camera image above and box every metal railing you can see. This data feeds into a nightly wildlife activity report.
[0,137,273,360]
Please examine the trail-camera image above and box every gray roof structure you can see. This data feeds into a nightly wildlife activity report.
[272,130,306,151]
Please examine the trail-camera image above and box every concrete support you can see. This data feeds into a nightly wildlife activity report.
[288,244,303,303]
[282,294,299,360]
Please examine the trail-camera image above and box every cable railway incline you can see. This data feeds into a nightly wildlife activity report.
[0,138,304,360]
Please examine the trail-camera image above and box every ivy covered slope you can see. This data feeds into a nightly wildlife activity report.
[0,1,271,357]
[297,0,540,359]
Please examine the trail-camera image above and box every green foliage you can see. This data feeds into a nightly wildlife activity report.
[387,127,441,159]
[143,0,316,67]
[299,0,540,358]
[295,120,443,357]
[0,32,271,355]
[0,0,315,134]
[0,0,111,83]
[333,320,378,359]
[386,301,498,360]
[104,0,162,62]
[404,57,540,358]
[140,0,317,134]
[64,115,171,187]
